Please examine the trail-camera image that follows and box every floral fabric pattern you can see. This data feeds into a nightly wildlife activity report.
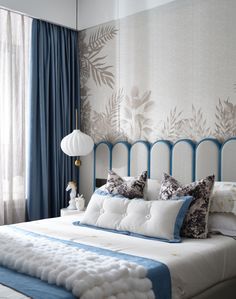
[105,170,124,194]
[158,173,180,200]
[159,173,215,238]
[105,170,147,199]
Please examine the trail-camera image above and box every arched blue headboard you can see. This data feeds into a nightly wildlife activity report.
[93,138,236,190]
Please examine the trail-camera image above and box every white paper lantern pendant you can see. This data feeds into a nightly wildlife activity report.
[60,110,94,166]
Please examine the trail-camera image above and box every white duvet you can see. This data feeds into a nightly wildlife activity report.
[3,214,236,299]
[0,284,30,299]
[0,226,154,299]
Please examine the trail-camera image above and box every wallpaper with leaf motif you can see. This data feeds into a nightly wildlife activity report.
[79,0,236,144]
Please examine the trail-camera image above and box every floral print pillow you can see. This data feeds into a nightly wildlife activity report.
[105,170,124,194]
[106,170,147,199]
[159,173,215,239]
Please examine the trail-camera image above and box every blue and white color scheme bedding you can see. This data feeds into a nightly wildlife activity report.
[79,189,192,242]
[0,225,171,299]
[0,266,76,299]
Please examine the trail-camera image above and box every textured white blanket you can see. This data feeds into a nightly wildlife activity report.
[0,227,154,299]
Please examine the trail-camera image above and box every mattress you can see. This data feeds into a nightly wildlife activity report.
[2,214,236,299]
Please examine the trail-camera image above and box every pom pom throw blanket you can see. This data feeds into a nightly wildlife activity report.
[0,226,171,299]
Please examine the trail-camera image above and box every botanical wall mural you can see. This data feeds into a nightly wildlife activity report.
[79,0,236,144]
[215,99,236,140]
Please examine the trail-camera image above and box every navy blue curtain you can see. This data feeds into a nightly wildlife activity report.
[27,19,79,220]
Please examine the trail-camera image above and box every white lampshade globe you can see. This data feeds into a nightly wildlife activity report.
[60,129,94,156]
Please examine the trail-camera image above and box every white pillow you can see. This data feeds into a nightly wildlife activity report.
[80,190,192,242]
[145,179,161,201]
[210,182,236,215]
[208,213,236,237]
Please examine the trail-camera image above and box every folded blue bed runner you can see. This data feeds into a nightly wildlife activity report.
[0,267,76,299]
[0,226,171,299]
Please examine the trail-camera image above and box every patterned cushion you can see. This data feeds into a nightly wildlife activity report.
[159,173,215,238]
[105,170,147,199]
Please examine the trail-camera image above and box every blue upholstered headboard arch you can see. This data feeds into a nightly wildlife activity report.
[93,137,236,190]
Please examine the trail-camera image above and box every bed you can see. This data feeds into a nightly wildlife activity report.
[0,214,236,299]
[1,137,236,299]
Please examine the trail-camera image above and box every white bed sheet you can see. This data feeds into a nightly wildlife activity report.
[15,214,236,299]
[0,284,30,299]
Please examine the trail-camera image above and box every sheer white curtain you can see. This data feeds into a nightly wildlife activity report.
[0,9,31,225]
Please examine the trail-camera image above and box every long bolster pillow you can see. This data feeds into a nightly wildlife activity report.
[80,190,192,243]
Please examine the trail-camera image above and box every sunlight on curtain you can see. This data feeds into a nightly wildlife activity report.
[0,9,31,225]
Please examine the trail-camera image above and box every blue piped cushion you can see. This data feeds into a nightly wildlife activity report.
[80,190,192,242]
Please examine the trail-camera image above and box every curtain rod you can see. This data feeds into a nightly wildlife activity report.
[0,3,79,31]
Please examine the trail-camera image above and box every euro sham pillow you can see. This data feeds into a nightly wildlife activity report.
[80,189,193,242]
[208,212,236,237]
[159,173,215,239]
[210,182,236,215]
[105,170,147,199]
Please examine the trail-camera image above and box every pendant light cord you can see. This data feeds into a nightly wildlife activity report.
[76,108,78,130]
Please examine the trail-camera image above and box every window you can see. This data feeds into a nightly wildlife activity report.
[0,8,31,224]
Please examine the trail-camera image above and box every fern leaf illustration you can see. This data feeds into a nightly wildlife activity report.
[215,98,236,140]
[161,107,183,140]
[79,25,118,88]
[89,26,118,51]
[181,105,212,140]
[80,97,92,135]
[89,89,125,143]
[87,55,115,88]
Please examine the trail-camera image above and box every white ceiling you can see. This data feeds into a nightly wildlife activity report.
[0,0,77,29]
[78,0,176,30]
[0,0,177,30]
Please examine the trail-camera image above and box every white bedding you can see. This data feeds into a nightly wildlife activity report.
[0,226,154,299]
[12,214,236,299]
[0,284,30,299]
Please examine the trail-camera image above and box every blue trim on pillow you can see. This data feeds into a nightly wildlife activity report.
[173,196,193,241]
[91,191,192,242]
[95,188,129,199]
[73,221,182,243]
[8,226,171,299]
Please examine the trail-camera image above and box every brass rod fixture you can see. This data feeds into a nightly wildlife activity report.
[75,109,81,167]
